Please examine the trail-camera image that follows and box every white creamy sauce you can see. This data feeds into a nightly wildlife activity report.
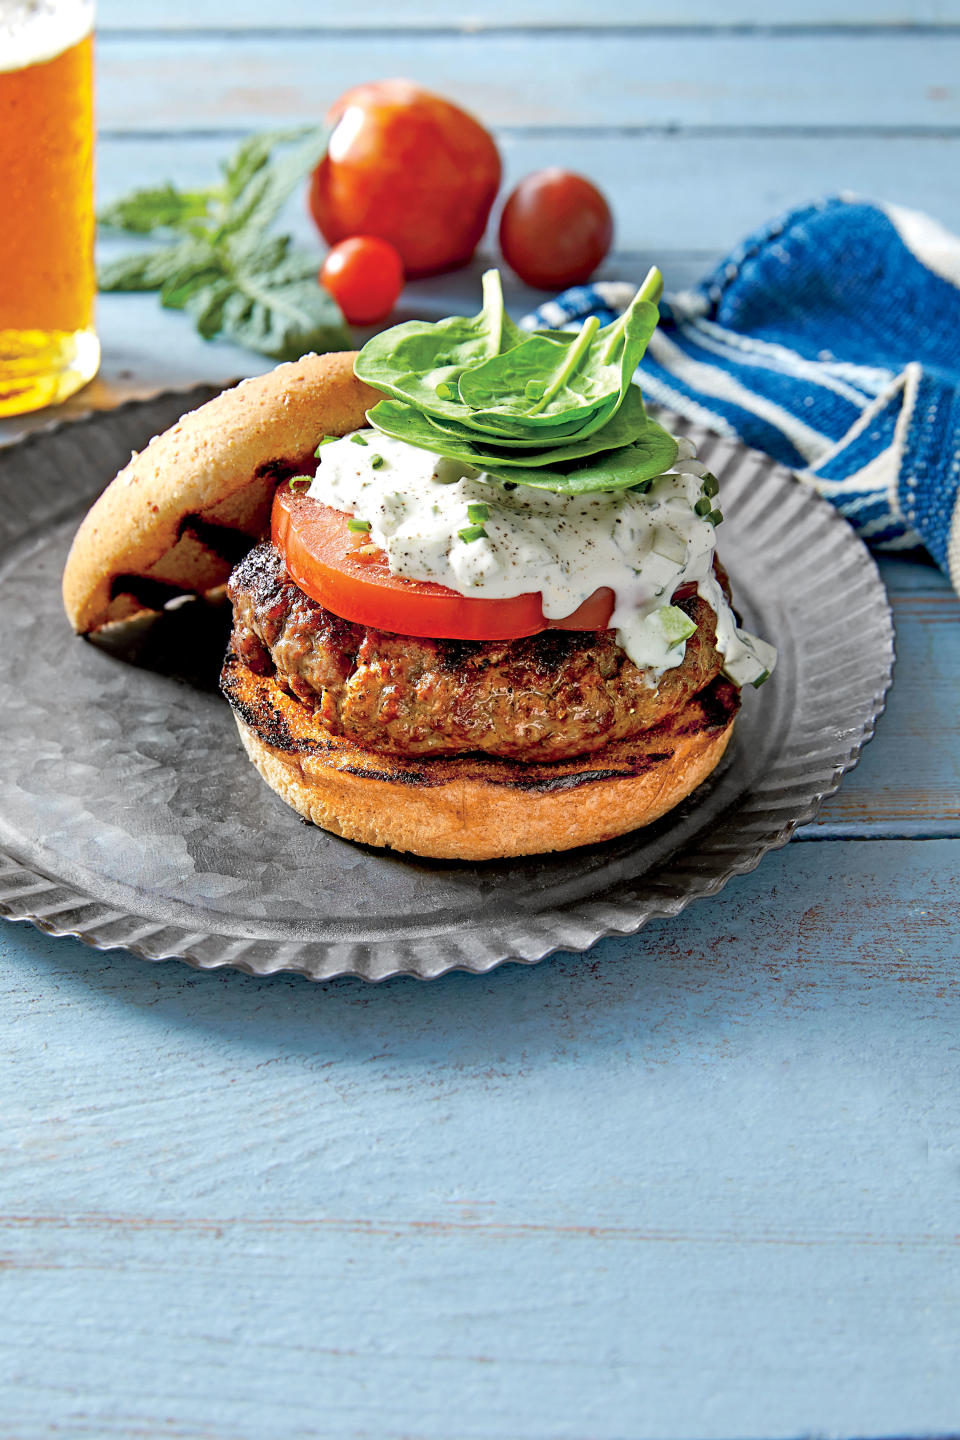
[307,428,776,685]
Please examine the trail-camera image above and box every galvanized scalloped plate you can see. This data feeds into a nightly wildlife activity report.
[0,389,893,982]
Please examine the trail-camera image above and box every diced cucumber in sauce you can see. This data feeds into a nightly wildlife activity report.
[721,631,778,688]
[651,525,686,564]
[654,604,698,647]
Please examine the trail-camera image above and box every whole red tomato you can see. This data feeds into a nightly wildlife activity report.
[309,79,501,278]
[499,169,613,290]
[319,236,404,325]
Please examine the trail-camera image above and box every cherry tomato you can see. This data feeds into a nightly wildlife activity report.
[319,236,404,325]
[273,490,618,641]
[308,79,501,278]
[499,169,613,290]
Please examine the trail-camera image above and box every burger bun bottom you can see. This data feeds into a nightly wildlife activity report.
[221,652,739,860]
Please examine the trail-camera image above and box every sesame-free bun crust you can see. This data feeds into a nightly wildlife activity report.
[63,352,378,633]
[221,652,739,860]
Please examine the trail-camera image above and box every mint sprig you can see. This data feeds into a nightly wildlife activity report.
[97,127,352,362]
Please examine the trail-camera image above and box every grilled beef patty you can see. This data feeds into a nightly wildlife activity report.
[227,541,727,761]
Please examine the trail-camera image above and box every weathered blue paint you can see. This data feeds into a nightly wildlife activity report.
[93,32,960,133]
[2,7,959,1435]
[2,840,959,1438]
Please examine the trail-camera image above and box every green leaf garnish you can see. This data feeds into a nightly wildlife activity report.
[97,126,351,362]
[355,266,677,497]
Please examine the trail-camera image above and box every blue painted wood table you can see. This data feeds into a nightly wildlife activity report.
[2,5,960,1436]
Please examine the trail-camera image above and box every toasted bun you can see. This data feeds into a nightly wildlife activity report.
[63,352,379,633]
[221,652,739,860]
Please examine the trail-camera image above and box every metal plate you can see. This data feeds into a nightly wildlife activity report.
[0,390,893,981]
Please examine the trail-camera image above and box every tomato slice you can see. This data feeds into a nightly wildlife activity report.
[272,489,617,640]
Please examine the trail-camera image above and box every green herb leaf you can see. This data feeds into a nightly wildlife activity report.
[219,126,331,238]
[96,125,349,363]
[98,243,198,292]
[98,183,217,235]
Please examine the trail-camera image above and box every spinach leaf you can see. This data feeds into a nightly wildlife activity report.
[354,263,675,495]
[367,384,652,470]
[459,287,660,432]
[368,393,677,492]
[354,270,524,418]
[424,399,616,448]
[489,421,679,494]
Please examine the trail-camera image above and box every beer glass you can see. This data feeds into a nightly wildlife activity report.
[0,0,98,417]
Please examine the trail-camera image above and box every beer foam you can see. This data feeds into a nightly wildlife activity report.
[0,0,93,73]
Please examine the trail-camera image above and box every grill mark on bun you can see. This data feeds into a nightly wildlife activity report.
[485,757,669,793]
[110,572,197,609]
[221,652,333,756]
[178,515,255,568]
[338,763,437,788]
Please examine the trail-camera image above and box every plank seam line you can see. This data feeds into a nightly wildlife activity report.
[96,125,960,143]
[95,24,960,39]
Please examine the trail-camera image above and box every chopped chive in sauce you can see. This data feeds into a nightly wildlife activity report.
[694,497,713,518]
[347,517,372,533]
[701,473,720,498]
[314,436,336,456]
[752,668,771,688]
[350,433,368,446]
[707,509,724,526]
[370,454,384,469]
[457,524,487,544]
[467,502,489,524]
[287,475,312,490]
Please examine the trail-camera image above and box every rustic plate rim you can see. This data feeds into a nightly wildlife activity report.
[0,388,895,983]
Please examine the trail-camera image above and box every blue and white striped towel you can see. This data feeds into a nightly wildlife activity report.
[524,195,960,596]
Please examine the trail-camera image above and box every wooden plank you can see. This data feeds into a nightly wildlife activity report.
[95,1,960,30]
[803,559,960,838]
[2,836,960,1437]
[92,131,960,264]
[94,32,960,133]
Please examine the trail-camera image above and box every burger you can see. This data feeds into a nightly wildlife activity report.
[62,269,775,860]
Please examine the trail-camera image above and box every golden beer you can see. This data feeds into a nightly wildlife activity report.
[0,1,98,416]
